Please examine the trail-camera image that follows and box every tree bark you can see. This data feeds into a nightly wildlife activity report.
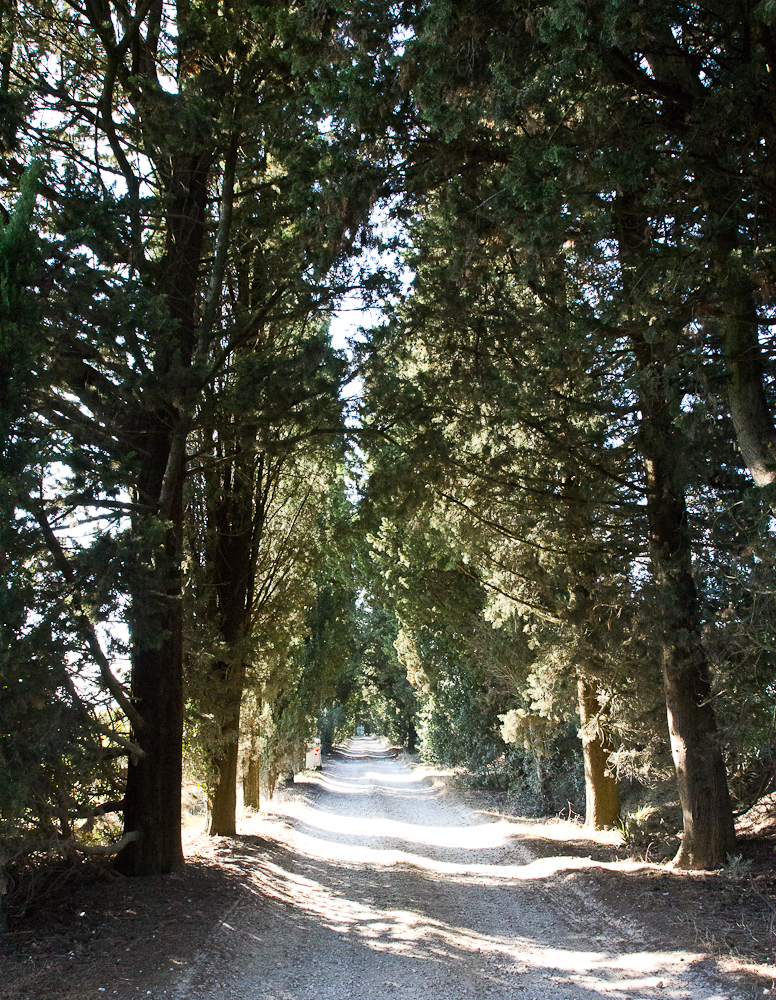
[562,469,620,831]
[205,438,264,834]
[614,191,736,868]
[293,740,305,775]
[577,676,620,830]
[533,755,552,813]
[260,754,278,804]
[208,682,242,836]
[116,416,185,875]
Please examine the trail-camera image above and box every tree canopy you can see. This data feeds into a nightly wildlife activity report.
[2,0,775,884]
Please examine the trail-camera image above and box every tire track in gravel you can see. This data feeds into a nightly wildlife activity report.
[175,737,750,1000]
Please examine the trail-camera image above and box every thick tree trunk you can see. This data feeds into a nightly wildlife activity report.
[577,676,620,830]
[661,643,736,868]
[205,442,262,834]
[208,684,242,836]
[116,152,209,876]
[116,418,185,875]
[114,660,184,875]
[724,283,776,492]
[633,332,736,868]
[563,472,620,830]
[615,192,736,869]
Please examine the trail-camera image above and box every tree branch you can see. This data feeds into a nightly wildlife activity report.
[456,562,567,625]
[95,723,146,761]
[198,134,239,360]
[71,829,141,857]
[33,505,145,731]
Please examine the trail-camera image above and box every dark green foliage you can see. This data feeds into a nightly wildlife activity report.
[418,659,506,786]
[354,1,776,858]
[0,167,116,846]
[352,604,419,749]
[0,162,42,497]
[317,704,347,753]
[0,643,121,843]
[503,732,586,818]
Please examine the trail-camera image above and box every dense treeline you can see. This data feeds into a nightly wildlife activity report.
[359,0,776,870]
[1,0,775,892]
[0,0,389,877]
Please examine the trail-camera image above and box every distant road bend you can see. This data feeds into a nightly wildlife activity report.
[177,737,747,1000]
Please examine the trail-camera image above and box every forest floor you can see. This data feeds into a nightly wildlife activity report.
[1,739,775,1000]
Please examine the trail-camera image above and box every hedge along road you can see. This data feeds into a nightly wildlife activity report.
[174,737,748,1000]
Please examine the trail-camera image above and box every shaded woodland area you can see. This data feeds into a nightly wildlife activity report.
[2,0,776,909]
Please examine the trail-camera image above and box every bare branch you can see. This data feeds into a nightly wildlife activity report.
[456,562,567,626]
[158,419,191,522]
[198,134,239,360]
[71,830,141,857]
[94,723,146,761]
[71,800,125,820]
[33,505,145,731]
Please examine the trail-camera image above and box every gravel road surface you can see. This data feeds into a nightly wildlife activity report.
[174,737,749,1000]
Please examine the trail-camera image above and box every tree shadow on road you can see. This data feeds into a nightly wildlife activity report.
[195,827,770,1000]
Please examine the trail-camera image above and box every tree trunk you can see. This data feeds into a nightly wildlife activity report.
[577,676,620,830]
[260,755,278,803]
[208,683,242,836]
[244,752,260,810]
[563,471,620,831]
[205,441,263,834]
[116,152,209,876]
[661,642,736,868]
[533,755,552,813]
[615,193,737,869]
[116,418,185,875]
[293,740,305,775]
[724,280,776,493]
[633,331,736,868]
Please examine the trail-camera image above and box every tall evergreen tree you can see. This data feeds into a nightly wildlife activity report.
[187,318,345,835]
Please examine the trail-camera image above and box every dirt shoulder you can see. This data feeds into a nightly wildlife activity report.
[0,829,259,1000]
[419,763,776,982]
[1,762,774,1000]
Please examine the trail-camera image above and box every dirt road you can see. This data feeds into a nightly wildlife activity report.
[175,738,752,1000]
